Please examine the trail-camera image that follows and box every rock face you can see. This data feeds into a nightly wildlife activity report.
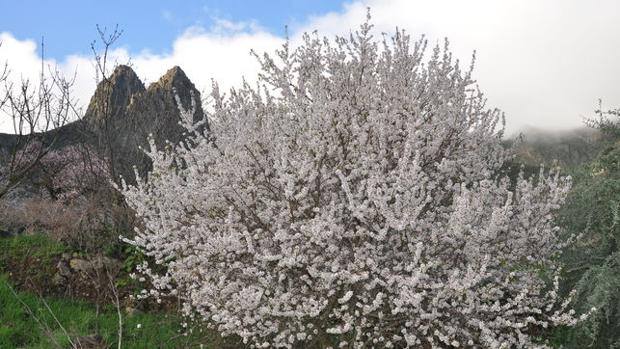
[85,65,146,123]
[0,65,206,185]
[83,65,205,182]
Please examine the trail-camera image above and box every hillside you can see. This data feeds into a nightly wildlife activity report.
[509,126,605,171]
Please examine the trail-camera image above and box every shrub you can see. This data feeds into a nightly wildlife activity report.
[554,139,620,348]
[122,17,586,348]
[0,140,136,252]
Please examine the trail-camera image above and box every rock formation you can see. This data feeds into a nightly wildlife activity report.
[0,64,206,188]
[82,64,205,182]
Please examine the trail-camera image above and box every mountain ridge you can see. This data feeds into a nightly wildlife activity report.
[0,64,206,186]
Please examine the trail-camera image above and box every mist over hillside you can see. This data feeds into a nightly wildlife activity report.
[508,126,605,170]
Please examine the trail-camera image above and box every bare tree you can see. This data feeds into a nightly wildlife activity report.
[88,24,125,182]
[0,40,77,199]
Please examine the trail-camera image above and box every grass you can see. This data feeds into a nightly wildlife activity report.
[0,233,238,348]
[0,233,66,265]
[0,273,231,348]
[0,233,66,292]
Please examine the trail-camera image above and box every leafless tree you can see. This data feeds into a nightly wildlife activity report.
[89,24,125,182]
[0,40,77,199]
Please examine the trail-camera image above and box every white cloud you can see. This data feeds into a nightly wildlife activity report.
[0,33,57,132]
[130,23,283,92]
[2,0,620,134]
[0,32,51,83]
[0,24,284,133]
[295,0,620,134]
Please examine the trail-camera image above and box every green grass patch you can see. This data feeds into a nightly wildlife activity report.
[0,233,66,266]
[0,233,67,295]
[0,273,233,348]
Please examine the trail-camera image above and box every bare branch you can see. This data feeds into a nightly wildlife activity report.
[0,38,77,200]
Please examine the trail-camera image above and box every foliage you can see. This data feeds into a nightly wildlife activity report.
[121,17,586,348]
[0,139,134,253]
[586,103,620,139]
[0,140,109,201]
[553,139,620,348]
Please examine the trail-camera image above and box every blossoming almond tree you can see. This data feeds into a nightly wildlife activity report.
[37,144,109,201]
[0,140,109,201]
[121,18,586,348]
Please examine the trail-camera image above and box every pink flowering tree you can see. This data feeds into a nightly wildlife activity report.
[37,144,109,201]
[0,139,109,201]
[121,19,587,348]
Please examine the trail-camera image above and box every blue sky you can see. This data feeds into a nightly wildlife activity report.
[1,0,620,133]
[0,0,348,59]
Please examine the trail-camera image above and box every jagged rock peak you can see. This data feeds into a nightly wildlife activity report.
[85,64,202,123]
[85,65,145,120]
[148,66,193,91]
[146,66,201,114]
[106,65,146,93]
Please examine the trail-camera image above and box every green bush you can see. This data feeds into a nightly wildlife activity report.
[553,140,620,348]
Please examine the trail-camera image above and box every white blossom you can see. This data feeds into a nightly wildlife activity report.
[121,15,583,348]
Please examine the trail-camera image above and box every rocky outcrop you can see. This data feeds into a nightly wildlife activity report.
[85,65,146,123]
[73,335,107,349]
[53,253,122,287]
[0,65,206,187]
[83,65,206,182]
